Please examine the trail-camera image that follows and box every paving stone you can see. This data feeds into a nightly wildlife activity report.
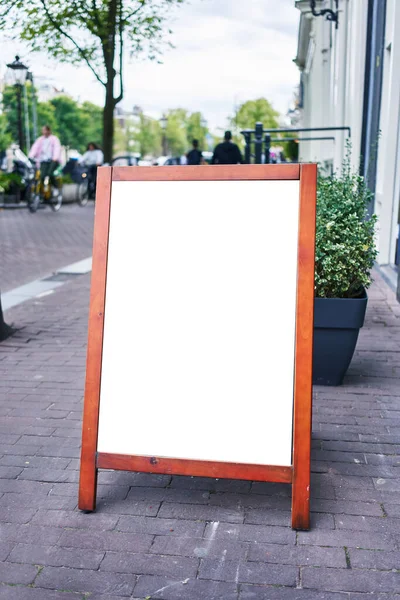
[58,529,153,553]
[84,596,130,600]
[158,502,244,523]
[0,466,23,478]
[31,508,119,530]
[100,552,199,579]
[0,523,63,545]
[0,541,13,561]
[382,504,400,517]
[199,559,297,585]
[209,492,291,510]
[311,499,384,517]
[8,542,105,569]
[297,529,395,550]
[0,562,38,585]
[245,509,291,527]
[98,471,171,487]
[348,548,400,570]
[334,514,400,533]
[247,543,347,568]
[302,567,400,593]
[133,575,239,599]
[239,587,348,599]
[374,478,400,491]
[117,516,206,537]
[150,535,248,560]
[36,566,135,596]
[97,499,161,516]
[245,509,334,530]
[18,467,79,483]
[127,486,210,504]
[204,522,296,545]
[0,455,71,470]
[0,588,81,600]
[0,506,37,524]
[170,475,251,493]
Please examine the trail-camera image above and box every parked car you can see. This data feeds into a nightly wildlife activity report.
[153,156,186,166]
[111,154,140,167]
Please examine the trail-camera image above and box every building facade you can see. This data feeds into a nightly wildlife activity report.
[295,0,400,294]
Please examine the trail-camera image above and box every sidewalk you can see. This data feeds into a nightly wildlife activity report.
[0,204,94,292]
[0,268,399,599]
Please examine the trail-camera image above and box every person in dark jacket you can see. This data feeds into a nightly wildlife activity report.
[186,139,203,165]
[211,131,243,165]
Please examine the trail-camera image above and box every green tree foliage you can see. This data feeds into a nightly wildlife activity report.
[163,109,186,156]
[163,109,209,156]
[136,114,162,157]
[37,101,57,133]
[80,102,103,148]
[0,0,184,162]
[0,113,11,152]
[50,95,88,149]
[186,112,207,149]
[2,84,57,152]
[2,85,102,153]
[233,98,279,132]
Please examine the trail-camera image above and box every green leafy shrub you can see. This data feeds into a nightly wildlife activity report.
[0,171,23,193]
[315,151,378,298]
[61,174,74,185]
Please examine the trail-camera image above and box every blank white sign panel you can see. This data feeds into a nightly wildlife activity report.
[98,179,300,467]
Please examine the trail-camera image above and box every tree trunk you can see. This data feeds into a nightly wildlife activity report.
[102,0,118,164]
[102,87,115,164]
[0,292,14,342]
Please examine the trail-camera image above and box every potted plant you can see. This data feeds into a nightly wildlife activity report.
[313,151,378,385]
[0,171,23,204]
[61,173,80,203]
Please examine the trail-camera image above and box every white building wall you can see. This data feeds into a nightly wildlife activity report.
[298,14,334,167]
[344,0,368,170]
[294,0,400,269]
[297,0,367,171]
[374,0,400,264]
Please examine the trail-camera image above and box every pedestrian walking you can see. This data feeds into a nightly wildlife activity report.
[186,139,203,166]
[211,130,243,165]
[79,142,104,199]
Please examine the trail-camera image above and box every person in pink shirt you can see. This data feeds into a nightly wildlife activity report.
[29,125,62,188]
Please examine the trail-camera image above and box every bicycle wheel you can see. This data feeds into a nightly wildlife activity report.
[78,181,89,206]
[29,192,41,213]
[50,188,63,212]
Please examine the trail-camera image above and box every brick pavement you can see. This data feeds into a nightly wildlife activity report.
[0,205,94,292]
[0,269,399,599]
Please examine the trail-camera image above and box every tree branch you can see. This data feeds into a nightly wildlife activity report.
[114,0,124,105]
[0,5,13,19]
[39,0,106,87]
[123,3,146,23]
[91,0,103,35]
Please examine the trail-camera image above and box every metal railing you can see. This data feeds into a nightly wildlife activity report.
[241,123,351,164]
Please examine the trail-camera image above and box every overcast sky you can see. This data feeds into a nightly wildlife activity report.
[0,0,299,131]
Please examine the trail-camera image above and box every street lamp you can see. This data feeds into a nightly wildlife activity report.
[6,56,28,150]
[160,114,168,156]
[26,71,38,141]
[201,117,207,129]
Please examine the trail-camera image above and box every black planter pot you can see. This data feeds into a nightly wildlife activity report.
[313,290,368,386]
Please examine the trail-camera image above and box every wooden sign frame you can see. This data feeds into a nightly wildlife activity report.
[79,164,316,530]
